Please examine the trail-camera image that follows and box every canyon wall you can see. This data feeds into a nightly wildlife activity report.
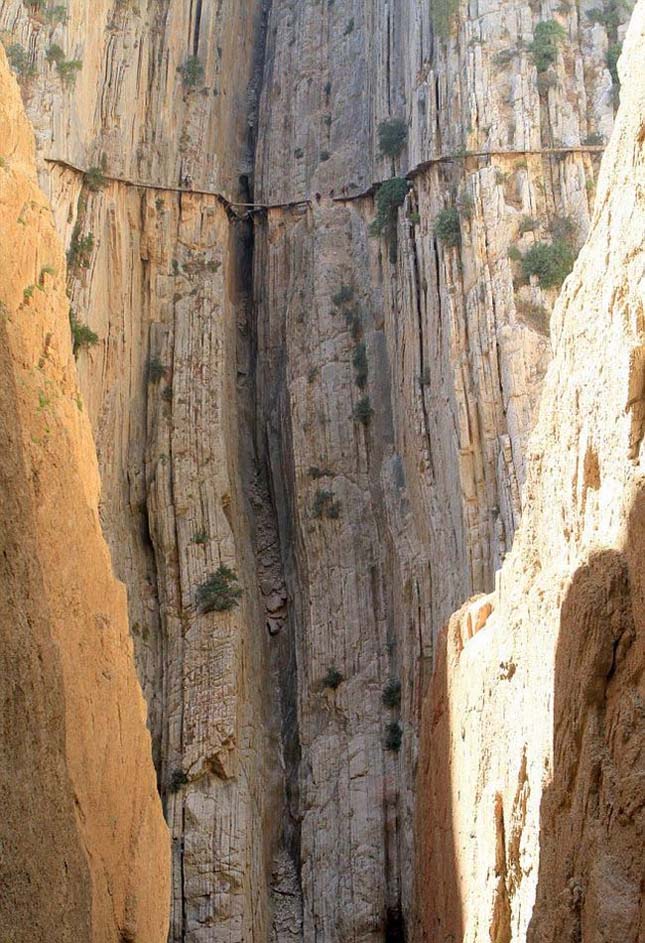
[0,0,641,941]
[253,0,630,938]
[415,3,645,939]
[0,47,169,943]
[0,2,289,940]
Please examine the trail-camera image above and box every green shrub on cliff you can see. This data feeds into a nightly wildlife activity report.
[382,679,402,708]
[377,118,408,158]
[353,396,374,426]
[434,206,461,247]
[4,43,36,80]
[520,240,575,288]
[168,769,188,793]
[179,55,204,89]
[385,721,402,752]
[196,565,242,613]
[528,20,566,73]
[322,667,344,690]
[69,310,99,355]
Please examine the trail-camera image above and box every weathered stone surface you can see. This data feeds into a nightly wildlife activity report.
[0,1,286,939]
[0,46,169,942]
[415,6,645,938]
[253,0,632,937]
[2,0,642,939]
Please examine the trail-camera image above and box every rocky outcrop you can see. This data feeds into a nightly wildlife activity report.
[415,4,645,939]
[0,46,169,942]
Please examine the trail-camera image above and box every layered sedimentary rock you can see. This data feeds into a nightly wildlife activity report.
[0,47,169,942]
[415,4,645,939]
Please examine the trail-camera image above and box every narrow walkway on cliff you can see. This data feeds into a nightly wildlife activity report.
[44,143,605,216]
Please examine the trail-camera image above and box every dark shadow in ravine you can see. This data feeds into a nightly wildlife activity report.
[527,488,645,943]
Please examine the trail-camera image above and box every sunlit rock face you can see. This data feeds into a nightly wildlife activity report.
[0,46,170,943]
[415,5,645,940]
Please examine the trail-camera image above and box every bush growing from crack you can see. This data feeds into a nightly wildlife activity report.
[353,395,374,426]
[56,57,82,88]
[45,43,65,65]
[434,206,461,247]
[385,720,402,752]
[168,769,188,793]
[45,43,83,88]
[382,678,402,708]
[520,240,576,288]
[69,310,98,355]
[179,55,204,89]
[67,226,94,271]
[377,118,407,159]
[4,43,36,80]
[196,564,243,612]
[528,20,566,73]
[352,341,368,389]
[344,308,363,341]
[322,666,344,690]
[369,177,409,237]
[147,356,166,383]
[85,165,107,192]
[586,0,631,32]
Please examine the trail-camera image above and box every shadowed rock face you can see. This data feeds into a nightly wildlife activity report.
[415,4,645,939]
[0,0,643,940]
[0,48,170,943]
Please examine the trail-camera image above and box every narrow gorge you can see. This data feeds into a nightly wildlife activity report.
[0,0,642,942]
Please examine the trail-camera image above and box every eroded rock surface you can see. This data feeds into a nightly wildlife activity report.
[0,46,169,943]
[253,1,632,937]
[0,0,642,940]
[415,5,645,939]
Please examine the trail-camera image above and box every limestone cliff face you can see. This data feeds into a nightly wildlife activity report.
[0,2,287,940]
[253,1,631,938]
[415,4,645,939]
[0,47,169,942]
[1,0,642,941]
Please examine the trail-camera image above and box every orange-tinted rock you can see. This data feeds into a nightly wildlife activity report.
[0,47,170,942]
